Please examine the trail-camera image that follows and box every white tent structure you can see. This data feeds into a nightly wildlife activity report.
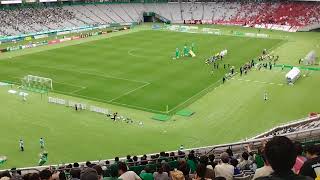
[304,50,317,65]
[285,67,301,84]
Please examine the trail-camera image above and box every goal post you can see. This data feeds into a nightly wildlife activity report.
[21,75,53,91]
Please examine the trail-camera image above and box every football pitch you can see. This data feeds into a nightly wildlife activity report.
[0,30,282,113]
[0,24,320,169]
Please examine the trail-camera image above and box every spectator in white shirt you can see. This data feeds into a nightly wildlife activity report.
[118,162,141,180]
[214,152,234,180]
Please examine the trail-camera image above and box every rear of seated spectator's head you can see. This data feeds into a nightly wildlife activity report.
[195,164,206,179]
[199,155,209,165]
[0,171,11,179]
[86,161,92,167]
[215,177,226,180]
[70,168,81,179]
[114,157,119,162]
[39,169,52,180]
[118,162,128,175]
[230,158,239,167]
[188,153,196,161]
[80,168,98,180]
[144,166,152,173]
[294,141,304,156]
[133,156,138,162]
[264,136,297,174]
[208,154,215,162]
[29,173,40,180]
[226,148,233,157]
[220,152,229,163]
[242,152,249,161]
[59,171,66,180]
[109,164,119,178]
[92,165,103,180]
[305,144,320,159]
[73,163,80,168]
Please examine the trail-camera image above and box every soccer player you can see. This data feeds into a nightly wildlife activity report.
[0,156,7,165]
[40,138,45,149]
[22,93,27,102]
[264,91,268,101]
[183,45,189,57]
[191,42,195,52]
[38,152,48,166]
[175,48,180,59]
[179,145,184,151]
[19,139,24,152]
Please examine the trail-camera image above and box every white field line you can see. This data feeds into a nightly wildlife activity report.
[29,65,150,84]
[168,79,223,113]
[127,48,146,58]
[108,82,150,102]
[234,78,284,86]
[69,87,87,94]
[54,81,87,89]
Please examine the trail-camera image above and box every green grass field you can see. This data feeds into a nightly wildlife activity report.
[0,30,282,113]
[0,24,319,169]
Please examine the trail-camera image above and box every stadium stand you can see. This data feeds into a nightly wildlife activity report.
[1,1,320,36]
[1,115,320,180]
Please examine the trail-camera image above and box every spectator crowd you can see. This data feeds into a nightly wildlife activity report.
[1,136,320,180]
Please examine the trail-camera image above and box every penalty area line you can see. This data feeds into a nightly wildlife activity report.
[108,82,150,102]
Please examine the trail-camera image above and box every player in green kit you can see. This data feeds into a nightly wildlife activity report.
[175,48,180,59]
[40,138,45,149]
[0,156,7,165]
[183,45,189,57]
[38,151,48,166]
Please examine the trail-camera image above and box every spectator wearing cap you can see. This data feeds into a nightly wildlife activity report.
[80,168,99,180]
[214,152,234,180]
[118,162,141,180]
[299,144,320,179]
[256,136,312,180]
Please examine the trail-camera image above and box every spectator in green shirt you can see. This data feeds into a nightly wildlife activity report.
[140,166,154,180]
[255,147,265,169]
[187,153,197,174]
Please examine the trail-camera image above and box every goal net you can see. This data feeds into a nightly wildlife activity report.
[21,75,53,91]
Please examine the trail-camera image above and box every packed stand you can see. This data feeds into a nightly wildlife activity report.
[2,136,320,180]
[0,7,75,36]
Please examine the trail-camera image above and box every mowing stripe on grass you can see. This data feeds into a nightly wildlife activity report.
[29,65,150,84]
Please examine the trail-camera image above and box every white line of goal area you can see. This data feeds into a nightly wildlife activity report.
[25,66,164,113]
